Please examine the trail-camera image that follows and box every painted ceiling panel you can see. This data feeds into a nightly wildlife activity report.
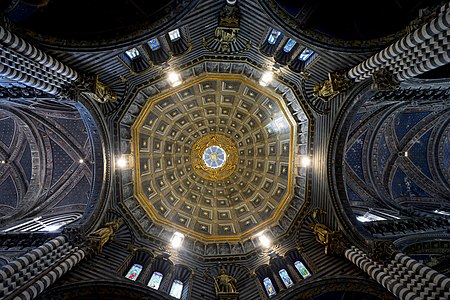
[394,111,430,142]
[391,167,431,199]
[0,175,18,209]
[54,117,88,146]
[50,139,74,186]
[408,129,433,179]
[56,176,91,207]
[19,141,32,184]
[0,115,15,148]
[346,185,363,202]
[345,131,367,181]
[376,132,390,176]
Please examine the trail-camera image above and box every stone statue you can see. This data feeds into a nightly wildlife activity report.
[214,268,237,295]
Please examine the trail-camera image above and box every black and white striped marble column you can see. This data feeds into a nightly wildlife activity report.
[345,246,450,300]
[347,2,450,82]
[0,235,87,300]
[0,26,78,81]
[0,25,79,95]
[14,248,86,300]
[395,253,450,299]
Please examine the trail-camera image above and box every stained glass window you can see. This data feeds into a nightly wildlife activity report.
[169,279,183,299]
[283,38,296,52]
[263,277,277,297]
[294,261,311,279]
[278,269,294,288]
[148,271,164,290]
[148,38,161,51]
[298,48,314,61]
[125,264,143,281]
[168,29,181,41]
[267,29,281,45]
[203,146,226,169]
[125,48,140,59]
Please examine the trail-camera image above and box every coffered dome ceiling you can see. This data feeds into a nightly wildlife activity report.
[132,76,296,240]
[119,62,309,251]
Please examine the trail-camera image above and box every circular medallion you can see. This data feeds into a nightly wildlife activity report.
[191,134,237,181]
[203,146,227,169]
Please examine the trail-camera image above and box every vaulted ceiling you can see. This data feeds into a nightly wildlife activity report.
[0,0,448,261]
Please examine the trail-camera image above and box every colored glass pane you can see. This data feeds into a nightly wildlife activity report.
[125,264,142,281]
[298,48,314,61]
[263,277,277,297]
[169,29,181,41]
[125,48,140,59]
[169,279,183,299]
[148,38,161,51]
[202,145,226,169]
[267,29,281,45]
[148,271,164,290]
[294,261,311,279]
[283,39,296,52]
[278,269,294,288]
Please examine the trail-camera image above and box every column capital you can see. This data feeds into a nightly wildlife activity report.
[62,74,117,103]
[371,68,399,91]
[366,240,400,262]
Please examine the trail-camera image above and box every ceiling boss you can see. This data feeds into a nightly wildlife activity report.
[191,134,238,181]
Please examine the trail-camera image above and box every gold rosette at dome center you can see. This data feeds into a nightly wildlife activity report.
[191,134,238,181]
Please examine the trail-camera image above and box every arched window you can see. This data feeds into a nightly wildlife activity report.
[267,29,281,45]
[283,39,296,52]
[148,271,164,290]
[298,48,314,61]
[148,38,161,51]
[288,47,318,73]
[260,28,283,57]
[145,37,170,65]
[294,261,311,279]
[278,268,294,288]
[263,277,277,297]
[125,48,140,59]
[168,29,181,41]
[120,47,150,73]
[165,27,190,56]
[122,250,153,284]
[125,263,143,281]
[169,279,183,299]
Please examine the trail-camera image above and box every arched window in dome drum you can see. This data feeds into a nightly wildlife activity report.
[278,268,294,288]
[148,38,161,51]
[283,38,296,52]
[148,271,164,290]
[294,261,311,279]
[169,279,183,299]
[125,264,143,281]
[263,277,277,297]
[267,29,281,45]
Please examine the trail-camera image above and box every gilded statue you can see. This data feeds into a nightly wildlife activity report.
[214,269,237,295]
[313,79,338,101]
[308,208,347,255]
[313,71,351,102]
[87,219,123,254]
[310,223,329,246]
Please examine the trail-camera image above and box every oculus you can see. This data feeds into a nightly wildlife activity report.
[203,145,227,169]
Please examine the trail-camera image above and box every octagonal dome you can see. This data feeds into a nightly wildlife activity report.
[132,75,296,241]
